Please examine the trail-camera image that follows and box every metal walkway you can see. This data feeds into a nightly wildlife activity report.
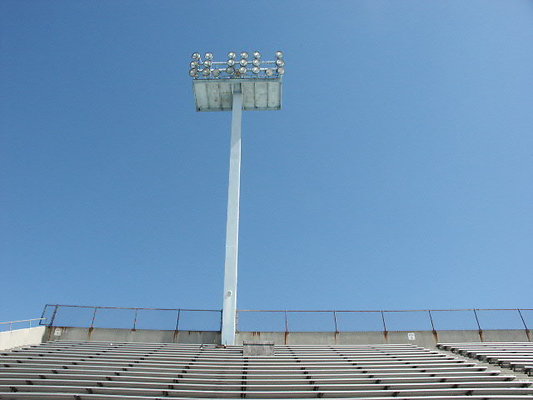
[1,341,532,399]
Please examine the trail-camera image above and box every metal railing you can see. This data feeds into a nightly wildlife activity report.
[0,318,47,332]
[238,308,533,334]
[40,305,533,335]
[40,304,222,332]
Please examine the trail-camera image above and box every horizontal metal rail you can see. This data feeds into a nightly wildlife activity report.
[239,308,533,313]
[0,317,46,331]
[0,318,47,325]
[42,304,219,312]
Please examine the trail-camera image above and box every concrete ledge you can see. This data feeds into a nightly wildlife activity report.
[0,326,46,351]
[237,330,531,347]
[45,326,220,344]
[42,326,531,347]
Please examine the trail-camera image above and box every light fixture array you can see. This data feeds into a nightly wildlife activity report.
[189,51,285,79]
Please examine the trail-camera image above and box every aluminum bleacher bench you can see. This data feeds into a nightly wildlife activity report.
[438,342,533,377]
[1,341,531,399]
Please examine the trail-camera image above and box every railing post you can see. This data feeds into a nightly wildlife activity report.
[517,309,531,342]
[381,311,388,332]
[284,311,289,333]
[428,309,439,342]
[49,305,59,327]
[473,309,481,330]
[473,309,483,341]
[428,310,436,331]
[175,309,181,331]
[39,305,48,326]
[517,308,529,330]
[132,309,138,330]
[333,311,339,333]
[90,307,98,329]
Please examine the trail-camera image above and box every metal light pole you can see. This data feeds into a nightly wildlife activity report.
[189,51,285,345]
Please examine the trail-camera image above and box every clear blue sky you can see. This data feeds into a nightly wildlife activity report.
[1,1,532,326]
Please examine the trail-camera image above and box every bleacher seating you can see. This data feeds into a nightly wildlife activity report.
[438,342,533,377]
[0,341,532,399]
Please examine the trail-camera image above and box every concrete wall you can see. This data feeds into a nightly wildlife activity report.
[0,326,46,351]
[42,326,531,347]
[45,326,220,344]
[237,330,531,347]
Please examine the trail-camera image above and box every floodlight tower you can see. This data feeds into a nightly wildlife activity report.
[189,51,285,345]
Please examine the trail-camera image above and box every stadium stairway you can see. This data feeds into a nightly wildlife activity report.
[1,341,533,399]
[438,342,533,377]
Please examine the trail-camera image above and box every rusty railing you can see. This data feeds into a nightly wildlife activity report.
[40,305,532,337]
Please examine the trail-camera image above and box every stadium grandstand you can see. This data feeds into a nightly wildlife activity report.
[1,305,532,399]
[3,2,532,399]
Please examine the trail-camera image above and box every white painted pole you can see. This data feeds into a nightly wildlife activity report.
[221,85,243,345]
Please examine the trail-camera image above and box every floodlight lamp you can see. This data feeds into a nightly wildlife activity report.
[188,49,285,82]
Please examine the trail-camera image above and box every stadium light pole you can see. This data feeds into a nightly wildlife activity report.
[189,51,285,345]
